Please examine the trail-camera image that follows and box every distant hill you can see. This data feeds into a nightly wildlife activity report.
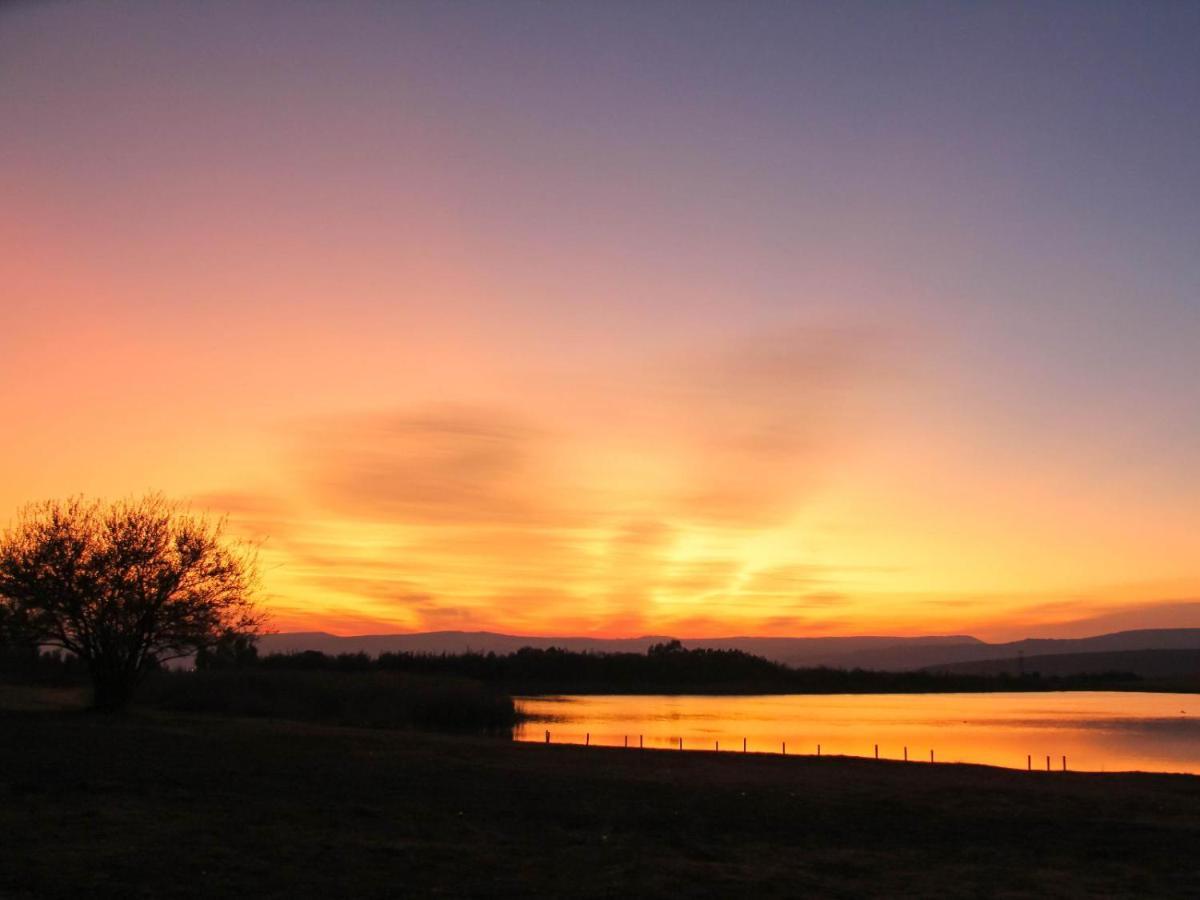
[828,628,1200,672]
[256,631,982,668]
[257,627,1200,672]
[926,648,1200,679]
[257,630,980,669]
[676,635,980,668]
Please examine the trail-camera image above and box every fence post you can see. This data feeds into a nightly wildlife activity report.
[1062,755,1067,772]
[904,746,908,761]
[624,735,628,748]
[1046,755,1051,772]
[679,737,683,751]
[874,744,879,760]
[1027,754,1031,771]
[743,737,747,753]
[545,730,550,744]
[930,749,934,763]
[639,734,643,749]
[817,743,821,757]
[586,733,590,747]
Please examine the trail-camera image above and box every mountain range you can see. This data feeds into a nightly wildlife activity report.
[257,627,1200,674]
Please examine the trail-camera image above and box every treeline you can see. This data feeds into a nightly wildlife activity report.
[0,643,518,732]
[235,640,1144,695]
[0,646,86,686]
[140,668,519,733]
[3,640,1146,696]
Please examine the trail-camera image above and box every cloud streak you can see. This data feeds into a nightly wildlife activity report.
[189,325,908,633]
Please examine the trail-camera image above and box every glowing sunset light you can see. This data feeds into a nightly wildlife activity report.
[2,1,1197,643]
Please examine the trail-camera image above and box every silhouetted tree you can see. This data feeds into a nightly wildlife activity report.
[0,603,12,649]
[195,628,260,670]
[649,639,684,655]
[0,495,262,710]
[0,603,39,676]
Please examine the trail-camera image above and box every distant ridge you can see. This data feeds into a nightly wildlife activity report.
[925,648,1200,679]
[835,628,1200,671]
[257,628,1200,671]
[257,630,984,668]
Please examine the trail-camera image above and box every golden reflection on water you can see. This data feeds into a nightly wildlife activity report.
[514,692,1200,774]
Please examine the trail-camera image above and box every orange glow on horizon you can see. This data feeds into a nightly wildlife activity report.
[3,2,1198,644]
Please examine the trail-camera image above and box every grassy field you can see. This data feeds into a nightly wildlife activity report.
[2,687,1200,898]
[138,668,518,733]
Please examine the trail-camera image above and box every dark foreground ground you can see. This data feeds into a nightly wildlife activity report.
[2,691,1200,897]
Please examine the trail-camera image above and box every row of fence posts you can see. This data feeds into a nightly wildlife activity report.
[543,729,1067,771]
[1030,754,1069,772]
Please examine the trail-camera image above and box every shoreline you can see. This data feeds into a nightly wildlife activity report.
[511,683,1200,696]
[509,734,1200,778]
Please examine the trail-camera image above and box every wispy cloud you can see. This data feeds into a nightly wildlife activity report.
[193,326,907,633]
[293,405,581,526]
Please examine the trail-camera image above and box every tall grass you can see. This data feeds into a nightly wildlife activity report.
[139,669,519,733]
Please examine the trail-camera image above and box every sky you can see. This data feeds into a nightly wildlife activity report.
[1,0,1198,641]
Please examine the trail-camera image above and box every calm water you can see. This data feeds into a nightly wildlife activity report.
[514,692,1200,774]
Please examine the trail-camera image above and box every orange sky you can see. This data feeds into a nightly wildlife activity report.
[2,2,1198,642]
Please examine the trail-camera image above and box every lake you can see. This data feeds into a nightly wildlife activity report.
[514,692,1200,774]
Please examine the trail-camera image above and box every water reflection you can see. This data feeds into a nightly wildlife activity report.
[514,692,1200,773]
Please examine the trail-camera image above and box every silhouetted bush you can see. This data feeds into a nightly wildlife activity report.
[194,631,259,670]
[138,668,518,733]
[358,646,1139,695]
[0,647,88,686]
[141,647,1143,713]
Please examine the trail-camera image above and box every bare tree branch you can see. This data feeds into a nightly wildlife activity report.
[0,494,264,710]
